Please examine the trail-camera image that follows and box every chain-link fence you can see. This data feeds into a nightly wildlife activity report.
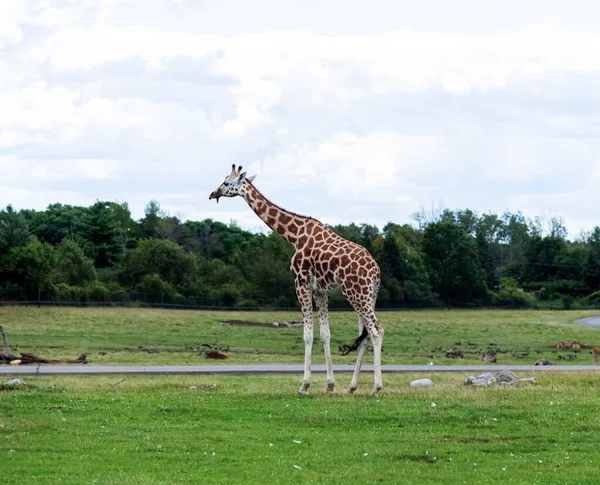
[0,287,598,311]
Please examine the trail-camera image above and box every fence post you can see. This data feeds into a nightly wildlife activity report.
[38,288,41,308]
[161,292,164,309]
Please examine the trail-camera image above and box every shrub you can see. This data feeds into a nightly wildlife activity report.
[492,277,533,308]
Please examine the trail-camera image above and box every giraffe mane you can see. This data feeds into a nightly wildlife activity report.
[246,180,317,222]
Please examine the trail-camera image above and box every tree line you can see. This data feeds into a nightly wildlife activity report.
[0,201,598,309]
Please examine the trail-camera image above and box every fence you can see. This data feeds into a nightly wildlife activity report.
[0,288,598,312]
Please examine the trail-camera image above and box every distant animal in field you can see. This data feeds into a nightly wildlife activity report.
[482,351,496,363]
[592,345,600,362]
[446,348,463,359]
[200,349,229,360]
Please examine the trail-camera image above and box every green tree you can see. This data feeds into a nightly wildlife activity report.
[88,201,128,267]
[498,211,530,267]
[120,238,200,289]
[23,203,89,246]
[183,220,224,259]
[138,200,165,239]
[476,229,499,289]
[0,205,32,253]
[422,222,488,304]
[381,235,406,282]
[54,239,97,286]
[199,258,248,306]
[455,209,478,235]
[521,235,566,283]
[1,239,56,292]
[112,202,135,259]
[378,231,432,304]
[493,277,533,307]
[583,227,600,293]
[243,233,295,304]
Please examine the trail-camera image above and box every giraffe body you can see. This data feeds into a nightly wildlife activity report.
[210,165,384,394]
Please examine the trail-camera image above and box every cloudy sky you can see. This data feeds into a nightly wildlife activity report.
[2,0,600,238]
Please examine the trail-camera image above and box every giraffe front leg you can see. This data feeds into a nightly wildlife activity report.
[296,282,313,395]
[315,293,335,393]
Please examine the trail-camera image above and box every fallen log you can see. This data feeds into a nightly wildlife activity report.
[1,325,8,351]
[67,353,88,364]
[0,349,19,363]
[1,351,89,365]
[0,326,88,365]
[0,325,17,362]
[19,352,59,364]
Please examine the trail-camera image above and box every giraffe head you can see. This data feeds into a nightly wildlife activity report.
[209,164,256,203]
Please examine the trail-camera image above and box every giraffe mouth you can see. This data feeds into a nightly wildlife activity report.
[209,190,221,203]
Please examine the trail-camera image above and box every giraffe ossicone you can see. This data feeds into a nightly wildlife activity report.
[209,165,384,394]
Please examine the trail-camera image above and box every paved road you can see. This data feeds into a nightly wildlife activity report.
[575,316,600,328]
[2,315,598,377]
[2,363,600,376]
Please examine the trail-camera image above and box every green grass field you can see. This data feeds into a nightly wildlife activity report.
[2,373,600,484]
[2,307,600,484]
[0,307,599,366]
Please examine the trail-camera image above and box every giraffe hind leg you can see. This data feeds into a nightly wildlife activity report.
[347,316,369,394]
[357,307,384,394]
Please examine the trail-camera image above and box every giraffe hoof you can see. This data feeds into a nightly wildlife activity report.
[371,386,382,395]
[346,386,357,394]
[326,383,335,393]
[298,383,310,395]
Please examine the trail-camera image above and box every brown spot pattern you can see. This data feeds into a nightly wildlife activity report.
[243,184,381,335]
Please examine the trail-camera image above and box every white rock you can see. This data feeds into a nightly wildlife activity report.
[410,378,433,388]
[464,372,496,386]
[3,378,26,386]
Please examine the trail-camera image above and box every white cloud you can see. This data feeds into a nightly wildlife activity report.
[0,0,599,237]
[259,132,447,198]
[0,1,27,48]
[30,159,121,181]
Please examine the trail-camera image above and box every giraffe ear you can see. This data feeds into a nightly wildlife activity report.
[247,175,256,183]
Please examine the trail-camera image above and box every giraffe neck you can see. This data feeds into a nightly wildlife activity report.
[242,182,309,246]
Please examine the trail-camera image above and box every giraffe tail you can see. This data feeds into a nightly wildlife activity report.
[339,327,369,356]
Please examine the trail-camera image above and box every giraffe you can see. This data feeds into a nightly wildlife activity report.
[209,165,384,395]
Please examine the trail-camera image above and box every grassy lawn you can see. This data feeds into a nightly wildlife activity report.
[2,372,600,484]
[0,307,599,366]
